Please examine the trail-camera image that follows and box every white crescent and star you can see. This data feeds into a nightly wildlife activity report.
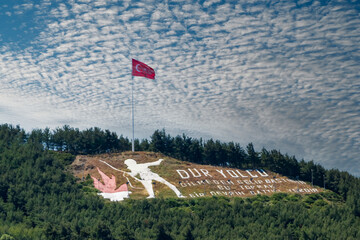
[135,63,154,75]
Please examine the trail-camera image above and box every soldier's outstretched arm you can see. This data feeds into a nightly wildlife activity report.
[99,160,141,181]
[145,159,163,167]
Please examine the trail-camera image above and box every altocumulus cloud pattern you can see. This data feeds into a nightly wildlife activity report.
[0,0,359,176]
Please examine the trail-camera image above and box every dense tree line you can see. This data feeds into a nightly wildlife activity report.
[1,124,360,239]
[27,125,131,154]
[147,129,360,206]
[6,125,360,203]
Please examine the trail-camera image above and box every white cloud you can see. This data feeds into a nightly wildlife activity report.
[203,0,221,8]
[0,0,360,176]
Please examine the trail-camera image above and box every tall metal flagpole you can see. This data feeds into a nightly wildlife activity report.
[131,58,154,152]
[131,74,135,152]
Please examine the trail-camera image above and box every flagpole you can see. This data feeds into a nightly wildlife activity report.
[131,58,155,153]
[131,74,135,152]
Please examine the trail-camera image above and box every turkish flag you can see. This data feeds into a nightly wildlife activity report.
[132,59,155,79]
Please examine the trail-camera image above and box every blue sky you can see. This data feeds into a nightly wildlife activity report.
[0,0,359,176]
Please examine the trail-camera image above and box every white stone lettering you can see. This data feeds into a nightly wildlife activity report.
[234,191,245,196]
[226,170,239,178]
[220,180,227,185]
[200,169,212,177]
[236,170,248,178]
[246,170,258,178]
[188,168,202,177]
[265,178,277,183]
[205,179,212,184]
[236,180,245,184]
[176,169,190,179]
[244,180,253,184]
[256,169,269,177]
[215,169,227,178]
[189,192,205,198]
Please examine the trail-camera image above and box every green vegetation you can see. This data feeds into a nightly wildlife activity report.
[0,124,360,239]
[22,126,359,202]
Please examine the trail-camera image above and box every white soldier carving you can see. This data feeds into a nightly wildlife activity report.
[99,159,184,199]
[124,159,184,198]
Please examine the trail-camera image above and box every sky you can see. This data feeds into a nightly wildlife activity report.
[0,0,359,176]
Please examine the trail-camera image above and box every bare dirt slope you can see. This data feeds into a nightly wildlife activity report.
[70,151,321,200]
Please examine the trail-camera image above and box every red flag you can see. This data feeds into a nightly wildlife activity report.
[132,59,155,79]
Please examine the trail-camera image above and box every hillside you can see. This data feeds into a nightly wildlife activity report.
[71,151,321,201]
[1,124,360,239]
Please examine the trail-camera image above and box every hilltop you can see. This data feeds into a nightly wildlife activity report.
[71,151,321,201]
[1,124,359,239]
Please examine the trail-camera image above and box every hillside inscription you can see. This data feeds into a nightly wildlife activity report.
[73,155,321,201]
